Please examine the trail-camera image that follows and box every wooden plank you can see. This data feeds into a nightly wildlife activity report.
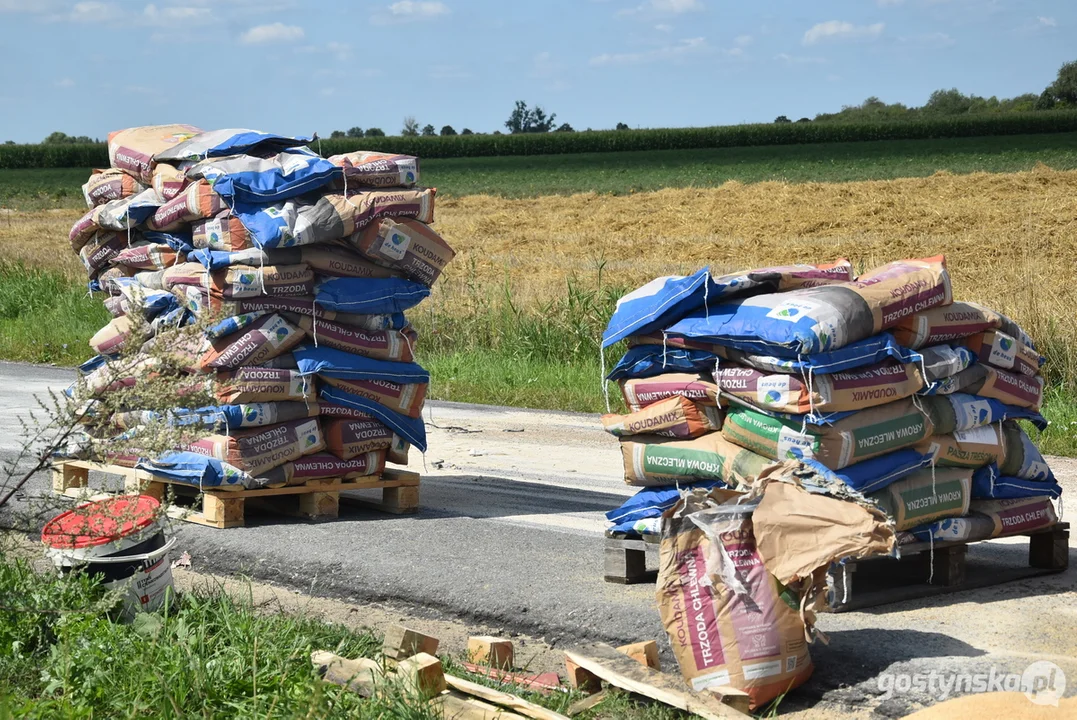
[398,653,447,699]
[341,484,421,515]
[1029,523,1069,570]
[434,691,530,720]
[468,636,514,669]
[57,460,418,497]
[562,644,753,720]
[52,463,88,493]
[444,675,569,720]
[53,461,421,527]
[615,641,660,671]
[563,659,601,694]
[603,539,654,584]
[457,663,562,695]
[383,625,440,661]
[566,690,607,717]
[831,564,1063,612]
[705,686,751,716]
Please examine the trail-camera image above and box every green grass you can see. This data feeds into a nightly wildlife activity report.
[4,132,1077,209]
[0,263,109,365]
[0,167,91,211]
[0,557,683,719]
[423,132,1077,197]
[1,264,1075,457]
[1029,386,1077,457]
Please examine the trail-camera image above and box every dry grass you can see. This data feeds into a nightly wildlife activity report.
[428,166,1077,380]
[3,166,1076,382]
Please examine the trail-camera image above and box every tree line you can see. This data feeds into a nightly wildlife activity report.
[17,60,1077,145]
[782,60,1077,124]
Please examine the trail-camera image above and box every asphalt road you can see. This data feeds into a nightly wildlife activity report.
[2,360,1074,716]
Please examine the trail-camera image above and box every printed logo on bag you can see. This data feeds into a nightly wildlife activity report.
[297,420,320,450]
[380,228,411,261]
[757,375,790,407]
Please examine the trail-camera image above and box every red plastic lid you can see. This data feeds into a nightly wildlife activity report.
[41,495,161,550]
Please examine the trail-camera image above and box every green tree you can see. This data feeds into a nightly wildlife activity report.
[796,117,811,123]
[365,127,386,137]
[461,128,474,135]
[555,123,575,132]
[346,127,364,138]
[329,130,345,138]
[401,116,420,136]
[504,101,557,133]
[421,124,436,136]
[43,132,71,144]
[440,125,457,136]
[923,88,974,115]
[774,115,791,123]
[1046,60,1077,106]
[615,122,630,130]
[1035,89,1057,110]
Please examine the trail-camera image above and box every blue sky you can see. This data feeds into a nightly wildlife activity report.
[0,0,1072,142]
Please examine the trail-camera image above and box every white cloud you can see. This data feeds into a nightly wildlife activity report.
[650,0,702,12]
[388,1,449,18]
[723,47,743,57]
[143,4,213,24]
[54,77,75,87]
[617,0,701,17]
[0,0,56,11]
[654,23,672,32]
[803,20,884,45]
[1038,16,1056,27]
[67,2,120,22]
[591,36,707,66]
[733,34,752,46]
[240,22,304,44]
[774,52,827,65]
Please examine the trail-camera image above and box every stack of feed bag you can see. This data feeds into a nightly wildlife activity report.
[66,125,454,489]
[600,257,1060,546]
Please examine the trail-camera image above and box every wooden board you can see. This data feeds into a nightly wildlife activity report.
[52,460,420,528]
[562,643,752,720]
[603,525,1070,613]
[829,522,1069,612]
[444,675,569,720]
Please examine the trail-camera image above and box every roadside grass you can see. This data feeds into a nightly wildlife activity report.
[4,132,1077,209]
[1031,387,1077,458]
[1,264,1075,456]
[0,557,683,719]
[0,262,109,366]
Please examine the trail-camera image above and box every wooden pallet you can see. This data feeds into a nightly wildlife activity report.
[603,524,1070,612]
[52,459,420,529]
[828,522,1069,612]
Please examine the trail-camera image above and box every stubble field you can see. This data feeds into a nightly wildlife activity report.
[2,164,1075,452]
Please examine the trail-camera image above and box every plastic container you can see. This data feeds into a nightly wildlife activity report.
[41,495,176,617]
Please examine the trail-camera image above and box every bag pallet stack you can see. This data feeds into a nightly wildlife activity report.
[59,125,454,526]
[597,256,1065,708]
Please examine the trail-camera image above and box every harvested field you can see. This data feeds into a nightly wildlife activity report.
[2,167,1075,443]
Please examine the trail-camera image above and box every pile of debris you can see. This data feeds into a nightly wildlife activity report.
[65,125,453,490]
[598,257,1061,708]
